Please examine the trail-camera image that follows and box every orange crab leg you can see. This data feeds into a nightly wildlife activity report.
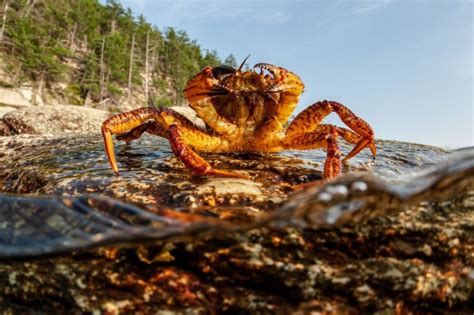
[286,100,375,161]
[102,107,247,178]
[324,135,342,179]
[283,132,341,179]
[168,125,248,179]
[102,107,205,174]
[115,121,168,143]
[314,124,377,158]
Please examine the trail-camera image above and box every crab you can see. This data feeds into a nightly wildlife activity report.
[101,61,376,180]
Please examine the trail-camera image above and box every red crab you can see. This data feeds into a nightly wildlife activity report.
[102,61,375,179]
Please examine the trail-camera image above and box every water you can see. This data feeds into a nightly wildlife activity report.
[0,133,471,258]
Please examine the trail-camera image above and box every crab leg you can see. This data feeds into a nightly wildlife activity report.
[282,132,342,179]
[286,100,375,161]
[101,107,194,174]
[115,120,168,143]
[168,124,248,179]
[313,124,377,158]
[102,107,246,178]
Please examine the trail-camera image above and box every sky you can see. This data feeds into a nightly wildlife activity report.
[108,0,472,148]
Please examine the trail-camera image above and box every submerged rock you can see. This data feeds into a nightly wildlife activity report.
[0,133,472,314]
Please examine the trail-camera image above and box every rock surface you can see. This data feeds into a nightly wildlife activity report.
[0,104,109,135]
[169,105,206,130]
[0,87,33,108]
[0,133,472,314]
[0,104,18,118]
[0,105,204,136]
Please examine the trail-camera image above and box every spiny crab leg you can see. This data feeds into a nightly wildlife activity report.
[168,124,248,179]
[115,121,168,143]
[322,135,342,179]
[286,100,376,162]
[101,110,153,174]
[282,132,342,180]
[101,107,196,174]
[314,124,377,159]
[101,107,247,179]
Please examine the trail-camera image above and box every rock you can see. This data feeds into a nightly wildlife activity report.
[0,134,472,313]
[0,105,17,118]
[170,105,206,130]
[0,121,13,135]
[0,105,109,135]
[0,105,205,136]
[0,87,32,108]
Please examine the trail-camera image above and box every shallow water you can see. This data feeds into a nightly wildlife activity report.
[0,133,450,194]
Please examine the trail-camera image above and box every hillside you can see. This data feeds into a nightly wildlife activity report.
[0,0,237,110]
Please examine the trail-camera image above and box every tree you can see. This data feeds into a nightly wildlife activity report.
[200,49,220,68]
[128,32,135,102]
[224,54,237,68]
[0,0,10,42]
[0,0,228,107]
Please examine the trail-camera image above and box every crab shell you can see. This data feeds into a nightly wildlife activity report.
[183,63,305,138]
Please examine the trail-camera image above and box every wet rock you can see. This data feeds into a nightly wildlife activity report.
[0,133,472,313]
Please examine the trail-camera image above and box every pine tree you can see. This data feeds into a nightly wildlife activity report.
[0,0,227,107]
[224,54,237,68]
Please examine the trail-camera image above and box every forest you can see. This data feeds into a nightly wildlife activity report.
[0,0,238,108]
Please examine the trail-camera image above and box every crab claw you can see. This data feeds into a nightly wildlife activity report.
[253,63,303,95]
[253,63,277,70]
[184,67,226,102]
[211,65,236,79]
[253,63,279,77]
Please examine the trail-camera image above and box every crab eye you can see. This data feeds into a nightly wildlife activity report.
[211,65,236,79]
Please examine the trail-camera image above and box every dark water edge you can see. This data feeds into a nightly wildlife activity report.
[0,133,472,313]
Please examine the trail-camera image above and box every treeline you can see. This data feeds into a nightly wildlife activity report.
[0,0,238,107]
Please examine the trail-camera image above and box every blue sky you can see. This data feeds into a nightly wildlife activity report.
[109,0,472,148]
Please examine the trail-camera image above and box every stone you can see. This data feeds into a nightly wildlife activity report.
[0,133,472,314]
[0,105,17,118]
[170,105,206,130]
[0,104,109,135]
[0,88,31,107]
[0,105,205,136]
